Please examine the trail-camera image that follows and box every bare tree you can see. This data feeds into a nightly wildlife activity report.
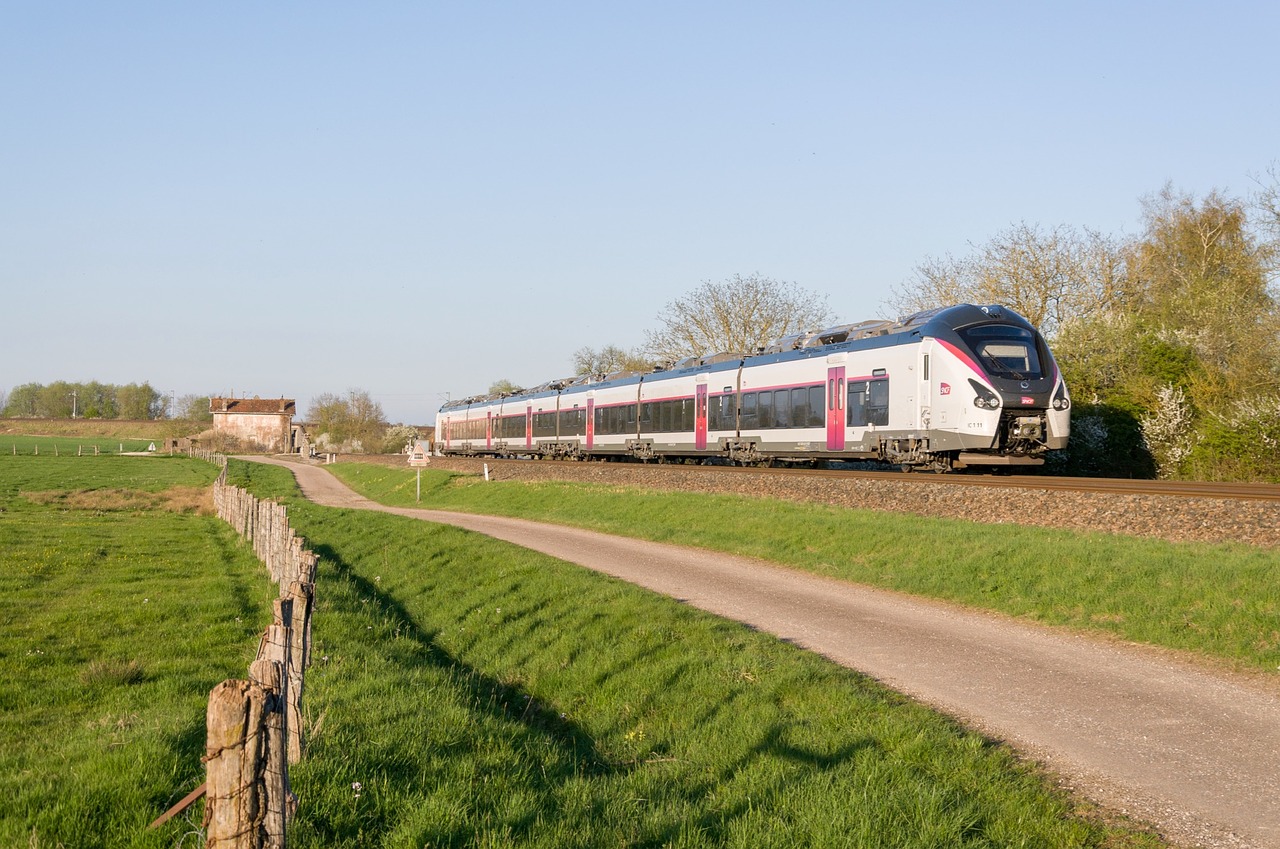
[890,223,1131,337]
[571,345,653,376]
[644,274,834,363]
[1247,161,1280,286]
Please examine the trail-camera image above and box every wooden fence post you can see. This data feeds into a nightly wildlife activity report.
[285,581,313,764]
[204,680,268,849]
[249,658,289,849]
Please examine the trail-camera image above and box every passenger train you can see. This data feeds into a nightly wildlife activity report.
[436,304,1070,471]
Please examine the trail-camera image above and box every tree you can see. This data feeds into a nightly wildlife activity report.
[116,382,162,419]
[571,345,653,376]
[306,389,388,453]
[890,223,1131,336]
[176,395,213,422]
[488,379,522,396]
[1130,185,1278,394]
[4,383,40,416]
[644,274,834,364]
[1249,161,1280,267]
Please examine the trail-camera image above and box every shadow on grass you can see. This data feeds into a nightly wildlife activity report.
[314,541,615,766]
[284,508,945,847]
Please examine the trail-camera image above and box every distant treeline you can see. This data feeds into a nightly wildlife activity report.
[1,382,212,421]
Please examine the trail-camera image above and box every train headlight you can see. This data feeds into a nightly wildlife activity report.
[1051,383,1071,411]
[968,379,1000,410]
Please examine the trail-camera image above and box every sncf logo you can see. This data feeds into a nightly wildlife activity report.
[939,383,951,395]
[1021,396,1034,405]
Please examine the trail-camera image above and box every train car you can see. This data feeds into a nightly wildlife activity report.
[436,304,1069,470]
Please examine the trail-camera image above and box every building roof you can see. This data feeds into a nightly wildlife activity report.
[210,397,296,416]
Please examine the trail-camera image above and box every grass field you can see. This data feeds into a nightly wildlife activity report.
[0,453,1170,847]
[323,463,1280,674]
[223,460,1166,847]
[0,455,272,848]
[1,433,159,455]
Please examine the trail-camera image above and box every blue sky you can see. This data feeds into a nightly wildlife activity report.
[3,2,1276,424]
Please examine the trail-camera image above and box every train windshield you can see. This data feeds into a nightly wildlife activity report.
[958,324,1044,380]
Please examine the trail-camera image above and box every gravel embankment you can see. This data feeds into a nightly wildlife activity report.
[394,457,1280,549]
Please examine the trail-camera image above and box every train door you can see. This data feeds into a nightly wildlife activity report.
[695,382,708,450]
[827,363,846,451]
[586,395,596,450]
[824,358,844,450]
[525,404,532,450]
[486,411,493,451]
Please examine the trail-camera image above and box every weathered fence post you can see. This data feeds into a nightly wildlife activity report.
[204,680,268,848]
[249,657,289,848]
[285,581,313,764]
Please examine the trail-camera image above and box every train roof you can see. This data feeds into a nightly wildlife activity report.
[438,304,1035,412]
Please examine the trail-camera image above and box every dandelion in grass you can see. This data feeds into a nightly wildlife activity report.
[352,781,362,799]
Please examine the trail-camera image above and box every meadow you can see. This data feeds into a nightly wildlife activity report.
[0,455,271,848]
[0,453,1172,846]
[326,462,1280,674]
[2,433,158,455]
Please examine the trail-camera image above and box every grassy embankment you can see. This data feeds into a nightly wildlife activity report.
[1,452,1168,847]
[0,418,187,441]
[327,462,1280,674]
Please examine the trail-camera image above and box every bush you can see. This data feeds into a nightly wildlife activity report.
[1047,402,1156,478]
[1181,395,1280,482]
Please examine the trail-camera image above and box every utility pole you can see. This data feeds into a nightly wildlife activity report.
[69,390,78,419]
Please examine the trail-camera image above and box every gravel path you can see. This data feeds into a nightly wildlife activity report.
[255,457,1280,848]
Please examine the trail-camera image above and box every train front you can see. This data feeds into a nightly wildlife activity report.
[929,305,1070,466]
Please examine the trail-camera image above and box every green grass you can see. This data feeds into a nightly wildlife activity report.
[0,455,274,848]
[324,463,1280,673]
[0,455,1173,847]
[227,459,1165,847]
[1,433,157,455]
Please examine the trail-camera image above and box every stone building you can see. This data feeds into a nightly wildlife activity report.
[209,397,297,452]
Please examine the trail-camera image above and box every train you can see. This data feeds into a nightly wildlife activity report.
[435,304,1070,471]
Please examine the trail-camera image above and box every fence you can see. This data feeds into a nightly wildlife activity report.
[194,456,319,848]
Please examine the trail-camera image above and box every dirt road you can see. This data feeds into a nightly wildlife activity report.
[256,458,1280,848]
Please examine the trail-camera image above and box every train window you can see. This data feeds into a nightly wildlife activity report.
[867,379,889,426]
[758,392,773,428]
[848,379,889,427]
[742,393,757,425]
[791,388,809,428]
[773,390,790,428]
[718,394,735,429]
[809,386,825,426]
[959,325,1044,379]
[923,354,930,381]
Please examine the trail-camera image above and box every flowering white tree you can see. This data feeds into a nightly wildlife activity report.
[1141,385,1198,478]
